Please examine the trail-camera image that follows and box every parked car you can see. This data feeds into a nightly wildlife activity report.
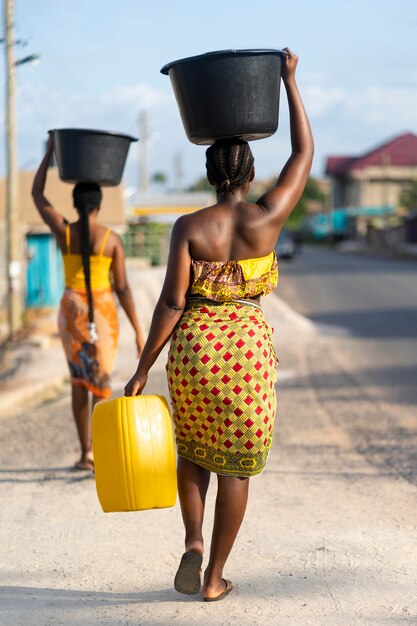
[275,228,296,259]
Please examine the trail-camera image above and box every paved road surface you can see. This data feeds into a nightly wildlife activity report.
[278,246,417,484]
[1,259,416,625]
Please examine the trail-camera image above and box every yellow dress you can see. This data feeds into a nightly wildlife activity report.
[58,226,118,398]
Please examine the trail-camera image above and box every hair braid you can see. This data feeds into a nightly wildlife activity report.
[72,182,102,343]
[206,139,254,193]
[79,207,96,342]
[217,146,229,191]
[230,144,240,181]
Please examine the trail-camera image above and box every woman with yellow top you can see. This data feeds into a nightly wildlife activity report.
[125,48,313,600]
[32,135,144,471]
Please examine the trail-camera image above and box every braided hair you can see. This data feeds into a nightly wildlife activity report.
[72,182,102,343]
[205,138,254,193]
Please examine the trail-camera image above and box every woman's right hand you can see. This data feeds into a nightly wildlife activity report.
[124,370,148,397]
[281,47,298,83]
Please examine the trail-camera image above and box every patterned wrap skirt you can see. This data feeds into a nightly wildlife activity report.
[58,288,119,398]
[166,298,278,477]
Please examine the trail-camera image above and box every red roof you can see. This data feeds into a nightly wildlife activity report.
[325,133,417,175]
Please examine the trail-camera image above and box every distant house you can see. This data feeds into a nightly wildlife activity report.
[325,133,417,210]
[0,167,126,321]
[123,191,217,266]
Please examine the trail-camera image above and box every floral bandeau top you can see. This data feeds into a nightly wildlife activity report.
[190,251,278,302]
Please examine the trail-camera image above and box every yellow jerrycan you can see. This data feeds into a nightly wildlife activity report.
[92,395,177,512]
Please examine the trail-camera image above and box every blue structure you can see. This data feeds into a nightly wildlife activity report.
[308,205,395,240]
[308,210,349,240]
[345,205,395,217]
[26,233,64,307]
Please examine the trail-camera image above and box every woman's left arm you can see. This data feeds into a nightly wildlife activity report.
[124,217,191,396]
[31,134,66,236]
[257,48,314,226]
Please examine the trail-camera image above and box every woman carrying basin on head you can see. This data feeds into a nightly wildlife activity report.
[124,48,313,600]
[32,135,145,471]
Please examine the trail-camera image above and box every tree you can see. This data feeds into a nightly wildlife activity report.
[400,179,417,211]
[286,176,326,229]
[266,176,326,229]
[151,171,168,188]
[302,177,326,203]
[187,175,212,192]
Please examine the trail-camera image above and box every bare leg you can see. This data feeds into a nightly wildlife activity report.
[71,384,93,469]
[202,475,250,599]
[87,394,103,466]
[177,457,211,555]
[92,394,102,410]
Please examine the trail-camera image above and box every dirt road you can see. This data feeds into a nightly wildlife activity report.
[0,265,416,625]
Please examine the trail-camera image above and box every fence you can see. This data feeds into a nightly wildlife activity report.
[122,222,172,266]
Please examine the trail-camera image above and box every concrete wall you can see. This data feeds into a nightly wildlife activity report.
[0,168,127,230]
[330,165,417,209]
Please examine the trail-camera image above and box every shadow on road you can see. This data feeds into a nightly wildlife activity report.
[0,584,193,606]
[282,362,417,405]
[0,467,94,484]
[310,307,417,339]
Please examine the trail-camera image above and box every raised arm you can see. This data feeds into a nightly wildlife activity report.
[31,134,66,236]
[124,217,192,396]
[257,47,314,226]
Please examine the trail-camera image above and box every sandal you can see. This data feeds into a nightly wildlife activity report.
[204,578,233,602]
[174,552,203,595]
[74,453,94,471]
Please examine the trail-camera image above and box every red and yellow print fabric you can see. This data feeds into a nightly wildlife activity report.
[190,252,278,302]
[58,288,119,398]
[167,300,278,477]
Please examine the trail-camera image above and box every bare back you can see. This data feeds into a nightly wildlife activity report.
[56,221,117,258]
[183,200,281,262]
[53,219,129,294]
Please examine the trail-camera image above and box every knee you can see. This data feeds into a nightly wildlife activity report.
[217,475,250,494]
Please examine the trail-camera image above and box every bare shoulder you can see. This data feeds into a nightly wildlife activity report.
[172,210,206,232]
[106,228,121,243]
[170,214,192,241]
[178,203,224,228]
[97,226,123,257]
[169,211,215,248]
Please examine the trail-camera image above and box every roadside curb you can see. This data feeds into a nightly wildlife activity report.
[0,375,66,418]
[264,293,317,336]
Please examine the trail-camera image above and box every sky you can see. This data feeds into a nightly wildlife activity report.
[1,0,417,199]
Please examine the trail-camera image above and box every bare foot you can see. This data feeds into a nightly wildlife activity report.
[185,539,204,556]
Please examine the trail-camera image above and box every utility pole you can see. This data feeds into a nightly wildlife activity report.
[139,110,149,193]
[4,0,21,336]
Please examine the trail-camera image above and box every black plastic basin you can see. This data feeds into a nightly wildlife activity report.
[161,49,284,145]
[50,128,138,186]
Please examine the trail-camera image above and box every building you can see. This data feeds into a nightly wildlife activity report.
[0,167,126,324]
[325,132,417,210]
[132,191,216,223]
[121,191,216,265]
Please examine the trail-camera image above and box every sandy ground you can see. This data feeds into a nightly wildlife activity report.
[0,265,416,625]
